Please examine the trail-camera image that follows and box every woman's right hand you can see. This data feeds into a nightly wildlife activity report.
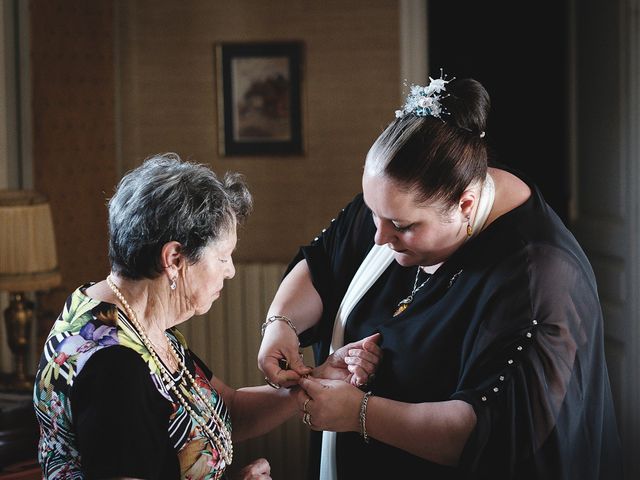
[233,458,272,479]
[258,319,312,388]
[312,333,382,387]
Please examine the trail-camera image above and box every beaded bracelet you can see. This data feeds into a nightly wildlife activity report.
[359,391,373,443]
[261,314,298,337]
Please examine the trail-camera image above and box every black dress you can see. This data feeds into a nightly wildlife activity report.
[292,172,622,479]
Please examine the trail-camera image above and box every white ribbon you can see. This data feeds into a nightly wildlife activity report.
[319,244,395,480]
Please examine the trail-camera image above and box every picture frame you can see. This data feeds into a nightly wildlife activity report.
[215,41,304,156]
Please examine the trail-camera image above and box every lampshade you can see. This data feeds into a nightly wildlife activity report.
[0,190,62,292]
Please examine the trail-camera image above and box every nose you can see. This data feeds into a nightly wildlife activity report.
[225,258,236,280]
[374,222,396,246]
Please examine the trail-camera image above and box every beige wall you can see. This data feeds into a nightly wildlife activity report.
[28,0,401,300]
[117,0,401,263]
[30,0,117,314]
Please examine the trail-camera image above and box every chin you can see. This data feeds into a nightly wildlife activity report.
[393,251,420,267]
[394,251,441,268]
[194,304,213,317]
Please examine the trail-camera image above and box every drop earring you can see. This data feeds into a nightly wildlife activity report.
[466,216,473,237]
[170,277,177,290]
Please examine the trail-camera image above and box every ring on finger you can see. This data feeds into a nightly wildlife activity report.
[303,398,311,413]
[302,412,312,426]
[264,376,281,390]
[278,358,290,370]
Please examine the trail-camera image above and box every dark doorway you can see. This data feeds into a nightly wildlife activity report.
[428,1,569,222]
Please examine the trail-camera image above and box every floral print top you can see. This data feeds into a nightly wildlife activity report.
[33,284,232,479]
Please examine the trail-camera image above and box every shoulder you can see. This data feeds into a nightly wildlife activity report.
[37,298,121,379]
[331,193,369,227]
[307,192,374,248]
[523,242,598,301]
[478,240,600,338]
[482,233,595,296]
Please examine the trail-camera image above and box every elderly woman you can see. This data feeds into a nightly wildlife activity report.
[33,154,381,480]
[258,75,622,479]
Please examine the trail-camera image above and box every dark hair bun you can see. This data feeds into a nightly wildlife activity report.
[442,78,490,134]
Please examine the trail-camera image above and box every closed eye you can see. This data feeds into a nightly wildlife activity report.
[392,223,413,233]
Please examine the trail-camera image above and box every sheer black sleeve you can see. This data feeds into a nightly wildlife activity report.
[71,346,179,479]
[288,194,376,348]
[451,244,622,479]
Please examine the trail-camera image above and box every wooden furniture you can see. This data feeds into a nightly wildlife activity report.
[0,391,38,476]
[0,459,40,479]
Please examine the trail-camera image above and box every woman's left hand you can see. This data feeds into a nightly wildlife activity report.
[233,457,272,479]
[312,332,382,387]
[297,377,364,433]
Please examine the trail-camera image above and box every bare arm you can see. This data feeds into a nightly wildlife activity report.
[366,397,476,465]
[298,377,476,466]
[258,259,323,384]
[266,259,323,332]
[211,377,299,443]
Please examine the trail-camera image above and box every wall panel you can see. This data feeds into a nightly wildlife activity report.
[29,0,117,312]
[117,0,400,263]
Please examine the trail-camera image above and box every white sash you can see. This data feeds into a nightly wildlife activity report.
[319,244,395,480]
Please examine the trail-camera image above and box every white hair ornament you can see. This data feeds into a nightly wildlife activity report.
[395,70,453,119]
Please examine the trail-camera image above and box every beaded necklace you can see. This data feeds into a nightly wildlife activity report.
[106,276,233,468]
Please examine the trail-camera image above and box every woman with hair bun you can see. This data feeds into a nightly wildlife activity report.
[258,74,622,479]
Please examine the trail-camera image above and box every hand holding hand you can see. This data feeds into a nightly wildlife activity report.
[258,318,312,388]
[296,377,364,433]
[313,332,382,387]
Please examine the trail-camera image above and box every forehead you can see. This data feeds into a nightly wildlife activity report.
[205,226,237,253]
[362,173,426,219]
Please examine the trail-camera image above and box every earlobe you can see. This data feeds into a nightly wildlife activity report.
[161,241,183,276]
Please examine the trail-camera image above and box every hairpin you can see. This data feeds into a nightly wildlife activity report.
[395,69,453,120]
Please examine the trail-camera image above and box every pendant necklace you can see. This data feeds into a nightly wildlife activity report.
[393,267,431,317]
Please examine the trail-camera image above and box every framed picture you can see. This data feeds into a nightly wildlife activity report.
[215,41,304,156]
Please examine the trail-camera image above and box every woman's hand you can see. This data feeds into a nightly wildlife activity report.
[312,333,382,387]
[296,377,363,433]
[232,457,272,479]
[258,319,312,388]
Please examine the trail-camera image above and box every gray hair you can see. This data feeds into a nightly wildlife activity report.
[108,153,252,279]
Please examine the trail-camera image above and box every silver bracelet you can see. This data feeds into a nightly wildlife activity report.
[359,391,373,443]
[261,314,298,337]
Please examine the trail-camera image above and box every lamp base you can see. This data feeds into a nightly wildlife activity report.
[3,293,35,394]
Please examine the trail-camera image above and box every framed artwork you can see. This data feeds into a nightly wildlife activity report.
[215,41,303,156]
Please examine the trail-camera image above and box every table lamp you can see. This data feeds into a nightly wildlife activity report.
[0,190,61,391]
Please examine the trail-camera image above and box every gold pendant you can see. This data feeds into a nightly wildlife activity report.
[393,299,411,317]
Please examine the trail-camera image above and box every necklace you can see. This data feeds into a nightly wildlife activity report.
[106,276,233,468]
[393,267,431,317]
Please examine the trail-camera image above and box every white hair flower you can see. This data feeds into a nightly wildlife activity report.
[395,70,453,120]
